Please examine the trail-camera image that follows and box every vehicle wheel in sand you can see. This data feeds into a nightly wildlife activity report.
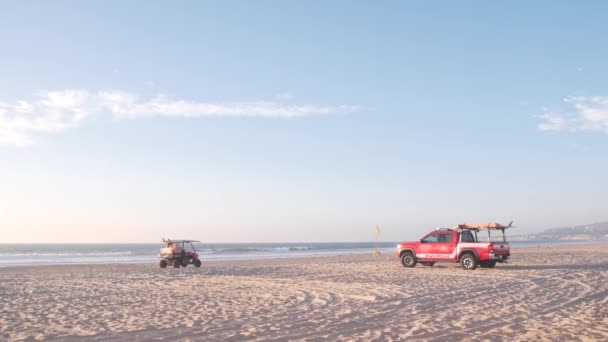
[173,259,181,268]
[460,253,477,270]
[420,262,435,267]
[159,260,168,268]
[480,260,496,268]
[181,259,189,267]
[401,251,417,268]
[193,258,201,267]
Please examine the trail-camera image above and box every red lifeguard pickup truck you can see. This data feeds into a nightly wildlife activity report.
[396,222,511,270]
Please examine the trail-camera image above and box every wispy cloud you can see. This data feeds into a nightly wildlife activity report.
[537,96,608,134]
[0,89,359,146]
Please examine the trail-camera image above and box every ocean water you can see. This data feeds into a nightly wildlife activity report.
[0,240,603,267]
[0,242,399,267]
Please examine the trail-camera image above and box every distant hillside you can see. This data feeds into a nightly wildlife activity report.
[511,222,608,241]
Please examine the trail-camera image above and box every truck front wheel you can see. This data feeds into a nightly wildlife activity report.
[401,251,417,268]
[460,253,478,270]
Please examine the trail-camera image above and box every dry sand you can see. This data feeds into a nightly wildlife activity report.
[1,244,607,341]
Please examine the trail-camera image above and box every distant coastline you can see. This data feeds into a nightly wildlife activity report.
[509,221,608,242]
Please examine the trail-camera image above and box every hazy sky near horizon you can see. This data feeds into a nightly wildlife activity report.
[1,1,608,243]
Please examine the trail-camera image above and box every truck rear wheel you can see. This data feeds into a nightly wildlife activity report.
[401,251,417,268]
[160,260,167,268]
[460,253,478,270]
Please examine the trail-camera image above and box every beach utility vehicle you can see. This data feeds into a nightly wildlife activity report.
[159,239,202,268]
[396,222,512,270]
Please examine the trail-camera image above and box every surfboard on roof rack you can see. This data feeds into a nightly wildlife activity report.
[454,221,513,230]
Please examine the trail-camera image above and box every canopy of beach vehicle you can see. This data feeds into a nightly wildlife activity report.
[162,239,200,243]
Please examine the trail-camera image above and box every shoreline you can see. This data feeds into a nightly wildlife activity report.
[1,241,606,270]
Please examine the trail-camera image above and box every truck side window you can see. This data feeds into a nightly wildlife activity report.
[438,234,454,243]
[461,231,474,242]
[422,234,439,243]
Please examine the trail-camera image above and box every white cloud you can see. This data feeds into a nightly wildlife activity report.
[0,89,358,146]
[0,90,93,147]
[98,91,357,119]
[537,96,608,134]
[537,112,569,132]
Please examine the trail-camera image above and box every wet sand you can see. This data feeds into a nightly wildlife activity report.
[1,244,607,341]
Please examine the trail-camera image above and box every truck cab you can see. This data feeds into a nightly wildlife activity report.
[396,222,511,270]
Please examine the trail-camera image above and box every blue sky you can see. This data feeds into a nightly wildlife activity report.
[1,1,607,242]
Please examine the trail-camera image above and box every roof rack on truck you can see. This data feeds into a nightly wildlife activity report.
[452,221,513,242]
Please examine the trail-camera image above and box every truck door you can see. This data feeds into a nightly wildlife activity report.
[419,233,442,259]
[437,233,457,260]
[419,232,456,260]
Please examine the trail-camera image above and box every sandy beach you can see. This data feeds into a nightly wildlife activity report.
[1,244,607,341]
